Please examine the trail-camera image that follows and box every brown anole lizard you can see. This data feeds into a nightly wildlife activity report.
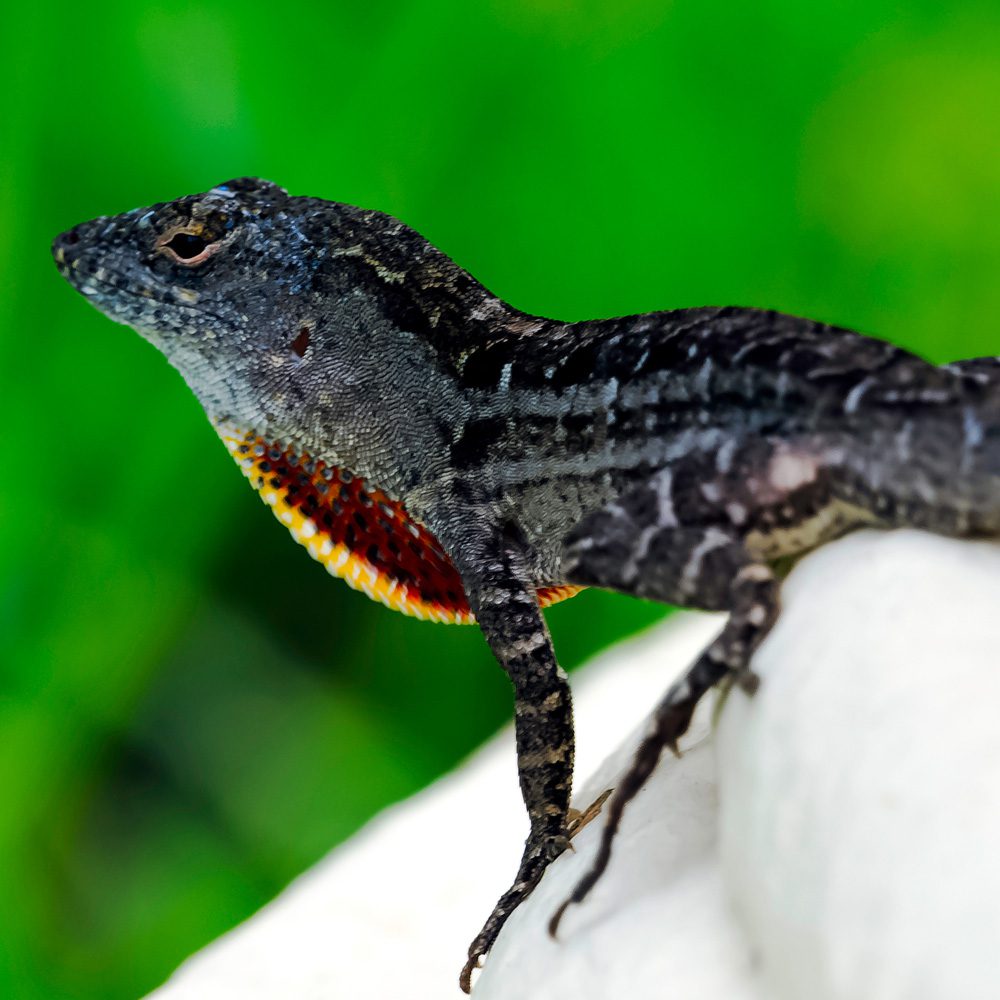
[53,178,1000,990]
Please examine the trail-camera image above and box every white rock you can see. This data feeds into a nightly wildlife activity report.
[718,529,1000,1000]
[149,530,1000,1000]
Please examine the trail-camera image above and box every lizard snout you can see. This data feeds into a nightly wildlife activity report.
[51,216,123,297]
[51,218,104,275]
[52,224,83,268]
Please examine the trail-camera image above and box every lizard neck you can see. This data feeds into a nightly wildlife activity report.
[193,285,484,505]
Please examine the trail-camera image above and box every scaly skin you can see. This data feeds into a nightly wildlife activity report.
[53,179,1000,991]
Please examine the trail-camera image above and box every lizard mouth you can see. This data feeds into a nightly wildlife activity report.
[53,242,230,332]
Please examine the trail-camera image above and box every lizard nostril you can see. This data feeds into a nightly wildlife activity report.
[52,228,81,265]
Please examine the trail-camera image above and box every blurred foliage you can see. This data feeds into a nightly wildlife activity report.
[1,1,999,996]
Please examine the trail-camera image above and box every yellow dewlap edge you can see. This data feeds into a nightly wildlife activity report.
[219,429,581,624]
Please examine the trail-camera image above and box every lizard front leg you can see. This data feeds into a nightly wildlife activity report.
[445,524,575,992]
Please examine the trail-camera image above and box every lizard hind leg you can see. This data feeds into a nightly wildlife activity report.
[551,493,781,933]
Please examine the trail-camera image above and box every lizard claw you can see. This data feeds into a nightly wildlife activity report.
[548,898,572,939]
[566,788,613,839]
[459,953,482,994]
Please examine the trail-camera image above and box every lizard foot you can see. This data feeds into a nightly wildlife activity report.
[460,834,569,992]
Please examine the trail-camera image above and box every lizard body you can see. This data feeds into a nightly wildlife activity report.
[53,179,1000,991]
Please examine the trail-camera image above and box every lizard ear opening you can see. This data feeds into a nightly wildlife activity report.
[291,326,311,358]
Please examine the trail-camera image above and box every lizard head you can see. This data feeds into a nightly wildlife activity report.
[53,178,496,495]
[52,177,334,427]
[52,180,557,621]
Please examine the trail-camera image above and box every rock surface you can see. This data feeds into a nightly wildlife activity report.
[150,530,1000,1000]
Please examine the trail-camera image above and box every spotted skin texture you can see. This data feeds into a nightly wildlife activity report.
[53,179,1000,992]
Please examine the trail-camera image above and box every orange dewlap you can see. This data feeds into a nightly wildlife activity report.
[218,426,583,624]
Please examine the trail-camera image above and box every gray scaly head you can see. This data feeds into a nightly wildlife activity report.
[52,176,485,502]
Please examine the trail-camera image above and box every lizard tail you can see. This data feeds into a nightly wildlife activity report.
[835,372,1000,538]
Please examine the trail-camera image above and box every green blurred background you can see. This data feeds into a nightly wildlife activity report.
[2,1,999,996]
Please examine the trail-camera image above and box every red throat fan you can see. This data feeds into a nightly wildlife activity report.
[219,425,581,623]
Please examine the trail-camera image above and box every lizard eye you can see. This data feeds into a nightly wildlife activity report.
[161,230,217,264]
